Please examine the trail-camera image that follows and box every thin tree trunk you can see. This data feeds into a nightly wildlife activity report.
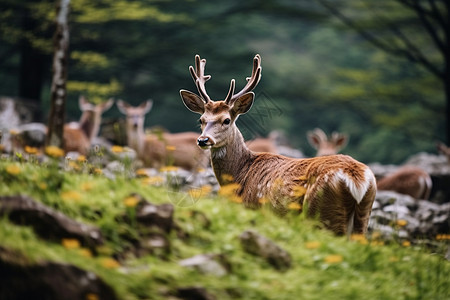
[46,0,70,149]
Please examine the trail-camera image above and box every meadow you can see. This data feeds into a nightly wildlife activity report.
[0,153,449,300]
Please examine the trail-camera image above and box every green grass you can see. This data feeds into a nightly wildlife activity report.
[0,158,449,300]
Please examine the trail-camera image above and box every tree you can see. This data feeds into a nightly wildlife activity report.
[46,0,70,148]
[317,0,449,143]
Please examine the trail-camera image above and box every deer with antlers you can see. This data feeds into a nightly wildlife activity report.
[180,54,377,235]
[307,128,349,157]
[116,99,208,171]
[64,96,113,154]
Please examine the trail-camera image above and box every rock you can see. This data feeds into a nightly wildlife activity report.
[135,196,174,234]
[0,246,118,300]
[239,230,292,271]
[137,233,171,258]
[0,195,103,249]
[176,286,216,300]
[179,254,230,277]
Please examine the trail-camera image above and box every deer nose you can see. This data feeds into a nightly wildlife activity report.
[197,137,210,147]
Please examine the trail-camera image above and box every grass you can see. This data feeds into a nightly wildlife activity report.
[0,157,449,300]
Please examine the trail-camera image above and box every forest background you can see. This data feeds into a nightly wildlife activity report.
[0,0,447,164]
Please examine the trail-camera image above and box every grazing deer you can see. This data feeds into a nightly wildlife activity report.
[307,128,348,157]
[376,166,432,200]
[180,54,376,235]
[116,99,208,171]
[63,96,113,155]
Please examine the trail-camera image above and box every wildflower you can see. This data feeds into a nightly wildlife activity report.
[166,145,176,151]
[93,168,102,175]
[5,164,21,175]
[402,240,411,247]
[160,166,179,172]
[291,186,306,198]
[38,182,47,190]
[188,185,212,198]
[123,195,139,207]
[305,241,321,249]
[350,234,368,245]
[218,183,241,196]
[258,197,269,204]
[81,182,94,191]
[288,202,302,210]
[77,155,87,162]
[221,173,233,183]
[436,234,450,240]
[62,238,81,249]
[61,190,82,202]
[396,219,408,227]
[79,248,93,258]
[85,293,99,300]
[45,146,65,158]
[111,145,124,153]
[24,146,39,154]
[135,168,149,177]
[142,176,164,186]
[324,254,343,264]
[101,257,120,269]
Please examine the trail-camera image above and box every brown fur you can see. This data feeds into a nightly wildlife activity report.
[377,165,432,200]
[180,54,376,235]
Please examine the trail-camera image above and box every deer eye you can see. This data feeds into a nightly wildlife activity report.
[223,118,231,125]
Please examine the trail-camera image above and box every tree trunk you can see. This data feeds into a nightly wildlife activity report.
[46,0,70,149]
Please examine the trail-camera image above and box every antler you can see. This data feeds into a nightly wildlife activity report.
[225,54,262,105]
[189,55,211,103]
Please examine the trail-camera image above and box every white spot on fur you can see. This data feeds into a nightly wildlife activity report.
[332,168,374,204]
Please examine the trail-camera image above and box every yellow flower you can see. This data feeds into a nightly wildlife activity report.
[45,146,65,158]
[402,240,411,247]
[77,155,87,162]
[68,161,80,170]
[6,164,21,175]
[38,182,47,190]
[24,146,39,154]
[324,254,343,264]
[85,293,99,300]
[79,248,93,258]
[436,234,450,240]
[288,202,302,210]
[396,219,408,227]
[291,186,306,198]
[93,168,103,175]
[61,190,82,202]
[62,238,81,249]
[305,241,321,249]
[229,195,243,203]
[350,234,368,245]
[166,145,176,151]
[188,185,212,198]
[218,183,241,196]
[135,168,149,177]
[123,195,139,207]
[101,257,120,269]
[111,145,124,153]
[258,197,269,204]
[142,176,164,186]
[160,166,179,172]
[221,173,234,183]
[81,182,94,191]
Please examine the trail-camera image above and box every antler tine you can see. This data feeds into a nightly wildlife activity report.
[189,55,211,103]
[226,54,262,105]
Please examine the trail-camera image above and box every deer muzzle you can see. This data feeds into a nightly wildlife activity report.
[197,136,214,148]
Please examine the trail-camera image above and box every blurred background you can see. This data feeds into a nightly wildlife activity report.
[0,0,446,164]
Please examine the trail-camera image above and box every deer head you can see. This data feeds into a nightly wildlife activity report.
[307,128,348,157]
[180,54,261,150]
[78,95,114,142]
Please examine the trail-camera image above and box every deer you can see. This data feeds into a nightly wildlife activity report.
[63,96,113,155]
[179,54,377,235]
[376,165,432,200]
[307,128,348,157]
[437,141,450,163]
[116,99,208,171]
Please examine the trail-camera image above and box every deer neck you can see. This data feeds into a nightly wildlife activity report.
[127,123,145,155]
[210,125,254,186]
[79,110,102,142]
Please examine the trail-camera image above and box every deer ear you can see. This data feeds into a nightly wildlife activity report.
[102,98,114,112]
[332,132,349,150]
[230,92,254,117]
[180,90,205,114]
[116,99,129,114]
[307,131,321,150]
[141,100,153,114]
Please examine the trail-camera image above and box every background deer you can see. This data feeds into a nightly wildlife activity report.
[64,96,113,155]
[116,99,208,171]
[180,54,376,235]
[307,128,348,157]
[437,142,450,163]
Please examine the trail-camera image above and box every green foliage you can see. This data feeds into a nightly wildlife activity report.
[0,158,449,299]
